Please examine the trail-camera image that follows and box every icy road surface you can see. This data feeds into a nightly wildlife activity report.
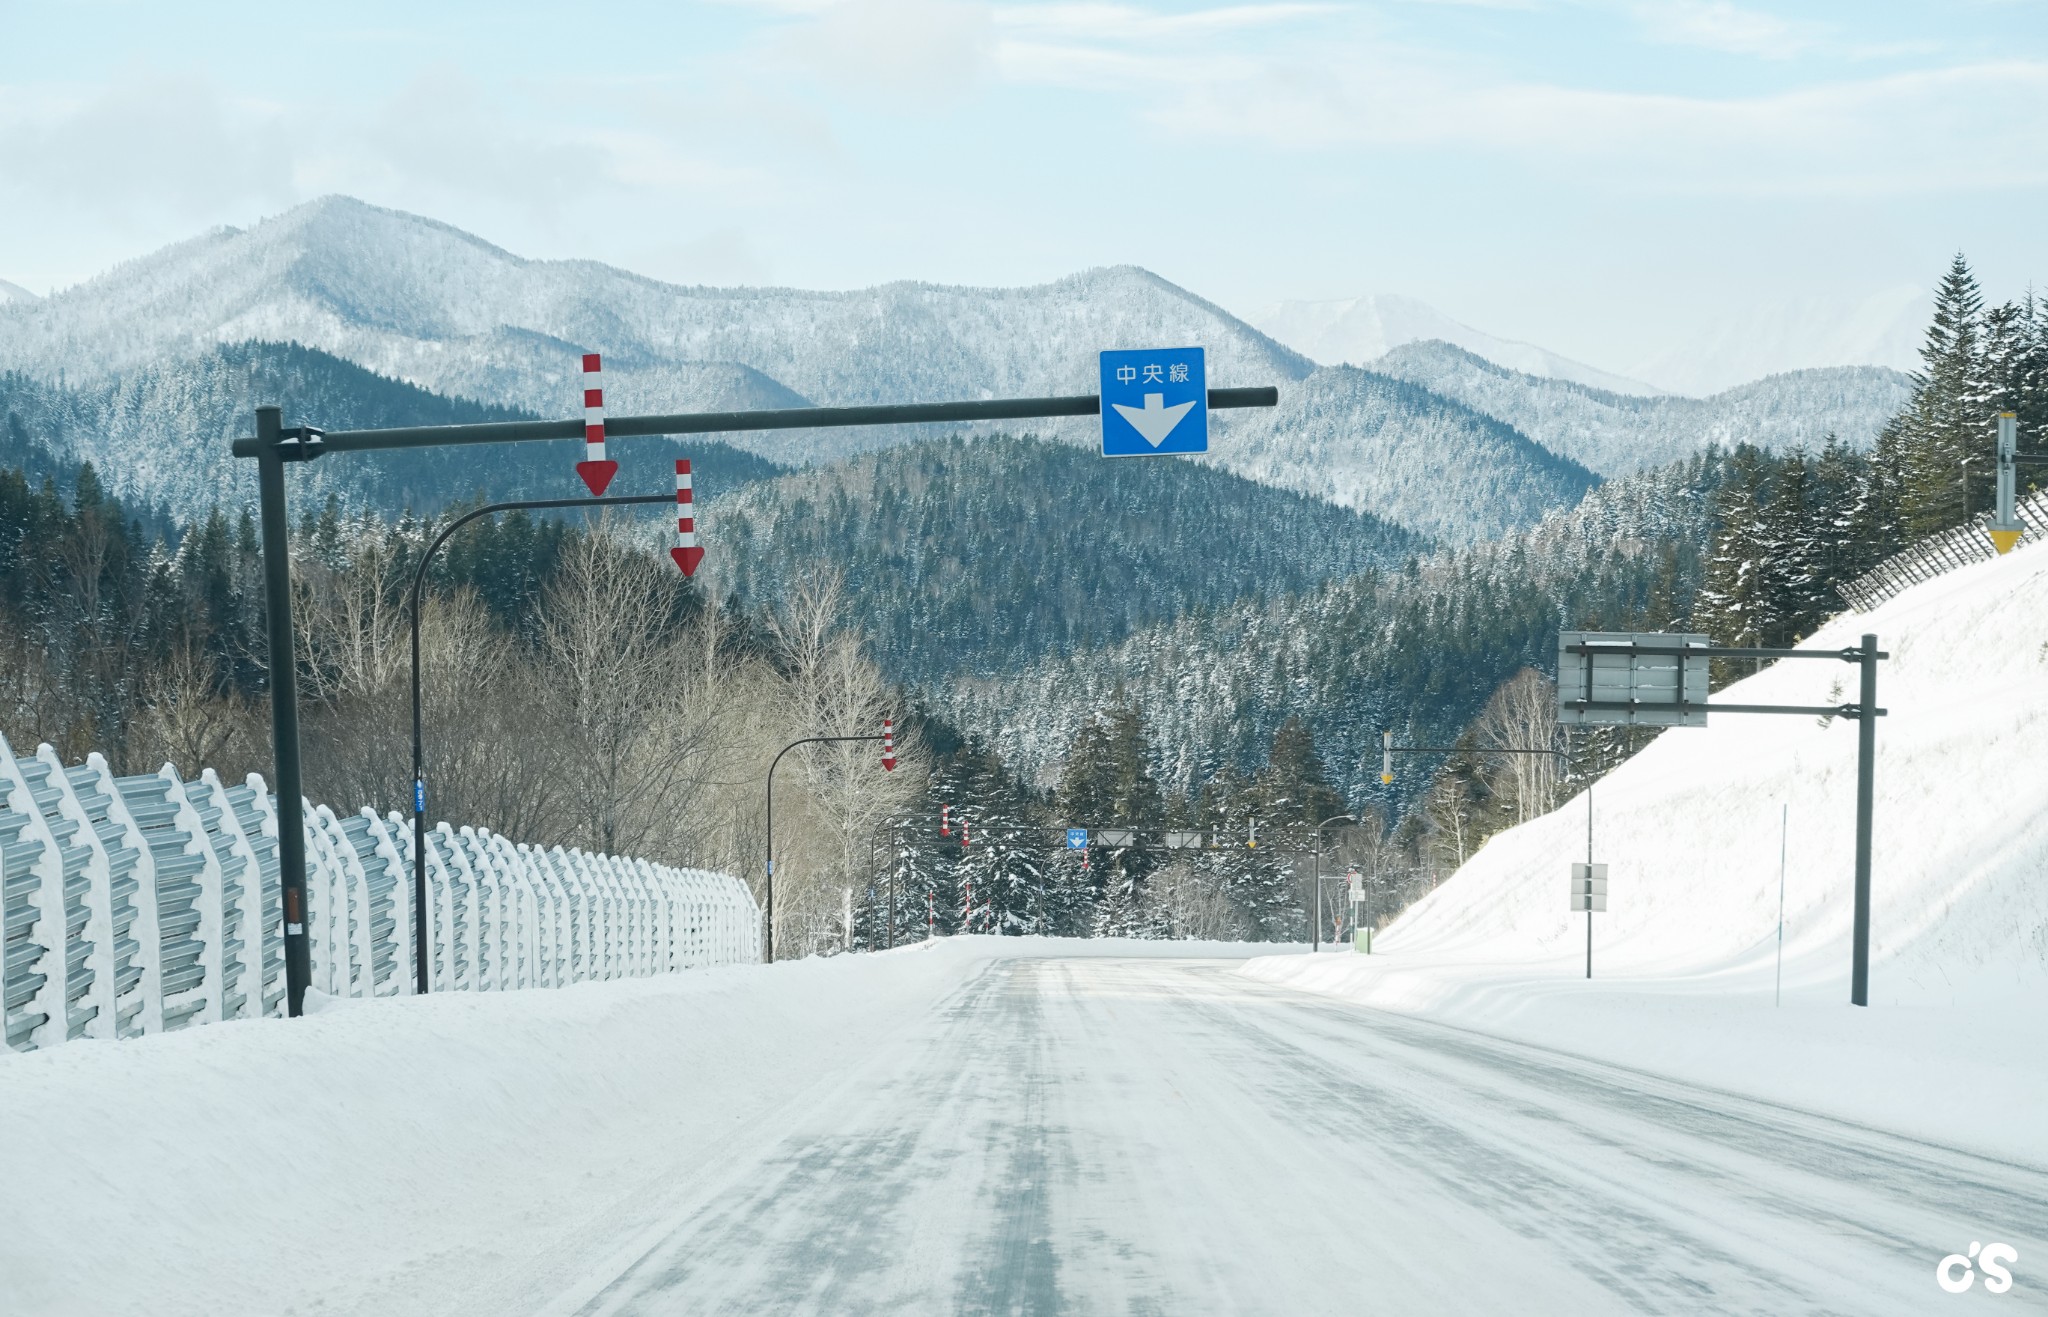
[551,955,2048,1316]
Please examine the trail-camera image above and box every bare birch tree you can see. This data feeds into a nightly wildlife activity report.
[1474,667,1562,825]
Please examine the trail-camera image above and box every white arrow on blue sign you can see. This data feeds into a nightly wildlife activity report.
[1100,347,1206,457]
[1066,828,1089,850]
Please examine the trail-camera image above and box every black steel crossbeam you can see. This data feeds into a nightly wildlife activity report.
[1562,699,1884,718]
[231,387,1281,457]
[1387,745,1561,755]
[1563,641,1886,662]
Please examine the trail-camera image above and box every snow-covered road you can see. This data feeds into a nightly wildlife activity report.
[550,954,2047,1315]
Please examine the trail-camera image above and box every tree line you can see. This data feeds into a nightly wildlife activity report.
[0,469,926,958]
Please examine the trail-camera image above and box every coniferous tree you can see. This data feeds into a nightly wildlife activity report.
[1692,448,1770,652]
[1898,255,1993,535]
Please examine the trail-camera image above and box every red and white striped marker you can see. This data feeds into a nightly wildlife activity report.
[940,805,951,837]
[881,718,896,771]
[577,353,618,496]
[670,459,703,576]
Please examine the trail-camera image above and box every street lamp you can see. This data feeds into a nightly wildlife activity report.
[408,492,670,995]
[764,724,894,964]
[1311,814,1355,953]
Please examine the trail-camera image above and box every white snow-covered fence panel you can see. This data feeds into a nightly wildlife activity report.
[1,735,760,1055]
[1837,486,2048,612]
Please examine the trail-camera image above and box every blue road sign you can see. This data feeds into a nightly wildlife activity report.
[1066,828,1089,850]
[1100,347,1206,457]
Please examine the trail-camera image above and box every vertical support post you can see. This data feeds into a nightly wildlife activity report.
[887,827,896,951]
[255,407,311,1018]
[1586,775,1594,980]
[1312,834,1322,953]
[1850,633,1878,1007]
[412,564,429,995]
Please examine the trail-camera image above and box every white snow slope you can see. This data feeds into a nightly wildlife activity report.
[1248,534,2048,1160]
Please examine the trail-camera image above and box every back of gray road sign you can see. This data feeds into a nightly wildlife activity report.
[1558,631,1709,728]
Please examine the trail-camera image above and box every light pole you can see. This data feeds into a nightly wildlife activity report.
[408,493,669,995]
[765,727,893,963]
[1312,814,1355,953]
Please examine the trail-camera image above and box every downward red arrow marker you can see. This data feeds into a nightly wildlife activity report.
[671,458,702,576]
[576,460,618,497]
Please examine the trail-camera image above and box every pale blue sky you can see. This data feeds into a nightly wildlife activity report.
[1,0,2043,378]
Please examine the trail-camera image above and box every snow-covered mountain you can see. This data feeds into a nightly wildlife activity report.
[0,196,1312,450]
[1255,294,1665,397]
[1372,341,1915,477]
[0,279,36,305]
[0,197,1606,535]
[0,197,1925,542]
[1626,285,1929,397]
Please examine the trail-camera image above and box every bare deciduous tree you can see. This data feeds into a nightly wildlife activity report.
[1475,667,1561,825]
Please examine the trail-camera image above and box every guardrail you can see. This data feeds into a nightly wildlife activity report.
[1836,487,2047,613]
[1,732,760,1054]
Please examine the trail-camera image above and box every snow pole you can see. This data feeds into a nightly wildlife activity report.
[1776,803,1787,1007]
[941,804,951,837]
[670,458,703,576]
[576,354,618,496]
[882,718,895,771]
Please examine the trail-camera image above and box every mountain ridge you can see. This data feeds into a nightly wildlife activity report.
[1372,340,1914,476]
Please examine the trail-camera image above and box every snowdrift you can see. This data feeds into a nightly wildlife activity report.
[1245,536,2048,1155]
[1382,532,2048,1000]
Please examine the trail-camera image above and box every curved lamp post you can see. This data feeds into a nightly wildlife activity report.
[765,726,893,963]
[1311,813,1356,953]
[408,492,670,994]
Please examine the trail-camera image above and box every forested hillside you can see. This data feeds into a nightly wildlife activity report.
[1203,365,1601,540]
[931,450,1722,806]
[0,341,784,516]
[701,434,1421,684]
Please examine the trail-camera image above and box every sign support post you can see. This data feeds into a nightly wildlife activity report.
[1559,632,1885,1005]
[238,379,1276,1011]
[254,408,313,1018]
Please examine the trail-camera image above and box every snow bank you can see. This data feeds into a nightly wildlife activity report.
[0,935,1278,1317]
[1246,535,2048,1158]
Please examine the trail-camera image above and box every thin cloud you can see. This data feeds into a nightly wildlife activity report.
[1063,32,2048,194]
[992,2,1342,41]
[1628,0,1821,59]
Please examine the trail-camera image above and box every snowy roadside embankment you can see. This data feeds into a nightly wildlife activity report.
[0,936,1278,1317]
[1246,535,2048,1162]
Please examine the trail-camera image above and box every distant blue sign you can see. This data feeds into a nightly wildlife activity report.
[1100,347,1206,457]
[1065,828,1089,850]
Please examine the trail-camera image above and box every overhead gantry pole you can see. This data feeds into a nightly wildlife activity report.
[235,384,1281,1013]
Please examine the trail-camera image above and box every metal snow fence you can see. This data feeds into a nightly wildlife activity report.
[0,731,761,1055]
[1836,487,2047,613]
